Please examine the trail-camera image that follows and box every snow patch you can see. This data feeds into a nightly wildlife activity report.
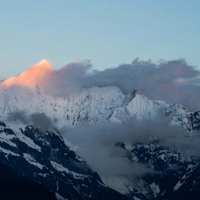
[150,182,160,197]
[23,153,43,170]
[0,146,19,157]
[55,193,68,200]
[51,161,88,179]
[17,132,41,152]
[102,176,147,195]
[0,132,17,147]
[174,181,183,191]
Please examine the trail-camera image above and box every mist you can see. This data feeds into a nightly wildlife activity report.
[7,111,56,132]
[85,59,200,110]
[41,58,200,110]
[61,115,200,179]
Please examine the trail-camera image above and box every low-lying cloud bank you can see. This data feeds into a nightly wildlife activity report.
[61,116,200,178]
[42,58,200,110]
[7,111,56,132]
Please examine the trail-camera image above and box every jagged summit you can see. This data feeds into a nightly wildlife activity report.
[125,88,141,104]
[1,59,52,87]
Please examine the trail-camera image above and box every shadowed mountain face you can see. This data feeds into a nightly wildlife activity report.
[0,161,56,200]
[0,121,128,200]
[0,117,200,200]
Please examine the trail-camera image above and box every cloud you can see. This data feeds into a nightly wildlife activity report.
[29,113,57,131]
[61,123,153,178]
[41,61,91,96]
[7,111,29,124]
[39,58,200,110]
[83,59,200,110]
[7,111,56,132]
[61,115,200,179]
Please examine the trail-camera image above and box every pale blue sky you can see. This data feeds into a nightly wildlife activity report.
[0,0,200,78]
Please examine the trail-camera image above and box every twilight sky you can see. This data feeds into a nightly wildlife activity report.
[0,0,200,78]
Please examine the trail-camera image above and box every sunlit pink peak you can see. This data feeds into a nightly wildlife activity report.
[36,59,52,70]
[2,59,53,87]
[20,59,52,76]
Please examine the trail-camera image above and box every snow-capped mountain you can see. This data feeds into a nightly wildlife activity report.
[0,61,199,131]
[0,61,200,200]
[115,140,200,200]
[1,81,199,134]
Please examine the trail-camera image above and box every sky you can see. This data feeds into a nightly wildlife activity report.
[0,0,200,78]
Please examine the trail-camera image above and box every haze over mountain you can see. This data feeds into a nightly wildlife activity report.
[0,59,200,200]
[1,59,200,110]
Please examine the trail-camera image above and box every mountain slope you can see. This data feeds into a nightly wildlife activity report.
[117,140,200,200]
[0,121,128,200]
[0,161,56,200]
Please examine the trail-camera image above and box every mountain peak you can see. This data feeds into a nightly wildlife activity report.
[2,59,53,87]
[37,59,51,67]
[125,89,141,104]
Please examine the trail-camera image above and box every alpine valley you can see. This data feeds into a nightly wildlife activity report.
[0,60,200,200]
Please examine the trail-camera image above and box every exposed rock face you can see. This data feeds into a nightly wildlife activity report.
[0,121,128,200]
